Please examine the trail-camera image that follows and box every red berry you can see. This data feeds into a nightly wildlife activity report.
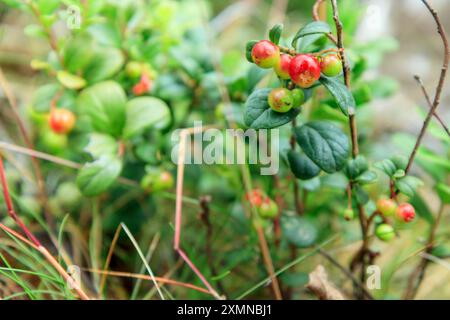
[274,54,292,79]
[396,203,415,222]
[376,198,397,217]
[48,109,76,134]
[132,74,152,96]
[268,88,293,113]
[320,54,342,77]
[289,54,321,88]
[245,189,265,207]
[251,40,280,69]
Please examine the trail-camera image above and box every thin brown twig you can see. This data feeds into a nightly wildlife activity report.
[413,75,449,136]
[85,269,214,296]
[318,248,373,300]
[404,0,449,174]
[312,0,338,44]
[403,0,449,299]
[404,203,446,299]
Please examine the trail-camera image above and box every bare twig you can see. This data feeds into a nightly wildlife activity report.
[405,0,449,174]
[318,248,373,300]
[199,195,226,295]
[312,0,338,44]
[404,203,446,299]
[413,75,449,136]
[85,269,214,296]
[402,1,449,298]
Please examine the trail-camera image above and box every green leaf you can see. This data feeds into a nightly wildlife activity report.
[393,169,405,179]
[83,47,124,83]
[344,155,368,179]
[84,133,118,159]
[76,156,123,197]
[355,170,377,185]
[123,97,170,138]
[269,24,283,45]
[431,245,450,258]
[294,121,349,173]
[245,40,258,63]
[374,159,396,177]
[436,183,450,204]
[395,176,423,197]
[391,155,408,171]
[32,83,60,112]
[63,36,94,74]
[282,216,317,248]
[287,150,321,180]
[57,71,87,90]
[244,88,300,129]
[77,81,126,137]
[319,76,354,116]
[410,194,434,225]
[292,21,331,48]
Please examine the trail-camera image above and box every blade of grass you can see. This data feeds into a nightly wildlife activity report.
[120,223,165,300]
[130,232,160,299]
[235,235,338,299]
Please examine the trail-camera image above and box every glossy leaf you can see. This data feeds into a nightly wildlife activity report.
[269,24,283,45]
[77,81,126,137]
[76,156,123,197]
[292,21,331,48]
[84,133,118,159]
[123,97,170,138]
[294,121,349,173]
[319,76,354,116]
[57,71,87,90]
[287,150,321,180]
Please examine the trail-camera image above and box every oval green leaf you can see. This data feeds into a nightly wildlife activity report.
[269,24,283,45]
[77,81,126,137]
[124,97,170,138]
[319,76,354,116]
[76,156,123,197]
[292,21,331,48]
[294,121,349,173]
[287,150,321,180]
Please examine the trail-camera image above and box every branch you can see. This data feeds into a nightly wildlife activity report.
[312,0,338,45]
[413,75,449,136]
[405,0,449,174]
[318,248,374,299]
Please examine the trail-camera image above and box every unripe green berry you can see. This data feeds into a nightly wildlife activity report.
[125,61,143,78]
[375,224,395,242]
[56,181,82,209]
[258,199,278,219]
[342,208,355,221]
[291,88,305,107]
[268,88,293,113]
[320,54,343,77]
[376,198,397,217]
[41,129,68,154]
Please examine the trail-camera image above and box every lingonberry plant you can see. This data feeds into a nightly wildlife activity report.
[0,0,448,301]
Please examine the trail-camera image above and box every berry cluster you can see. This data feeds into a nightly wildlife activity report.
[250,40,342,113]
[374,198,416,242]
[245,189,278,219]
